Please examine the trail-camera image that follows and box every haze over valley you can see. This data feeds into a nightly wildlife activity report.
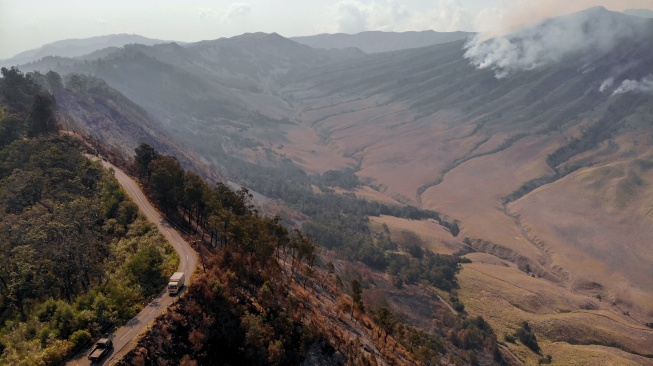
[2,3,653,365]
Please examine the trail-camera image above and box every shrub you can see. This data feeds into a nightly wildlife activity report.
[504,333,516,343]
[69,329,92,349]
[515,321,540,353]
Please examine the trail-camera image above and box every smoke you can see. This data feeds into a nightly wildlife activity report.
[599,78,614,92]
[612,75,653,95]
[464,6,649,78]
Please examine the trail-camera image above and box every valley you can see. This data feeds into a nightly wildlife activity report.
[4,5,653,365]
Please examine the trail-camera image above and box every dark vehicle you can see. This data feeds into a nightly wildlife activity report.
[88,338,113,362]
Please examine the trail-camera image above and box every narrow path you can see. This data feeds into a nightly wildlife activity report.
[67,159,198,366]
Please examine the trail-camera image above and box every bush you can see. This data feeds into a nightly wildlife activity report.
[69,329,92,349]
[538,355,553,364]
[504,333,515,343]
[515,321,540,353]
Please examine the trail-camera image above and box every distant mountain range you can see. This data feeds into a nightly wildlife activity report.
[2,30,475,70]
[624,8,653,18]
[0,34,172,67]
[290,30,474,53]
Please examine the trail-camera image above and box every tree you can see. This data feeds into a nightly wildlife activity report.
[183,172,206,223]
[134,143,159,179]
[351,279,364,317]
[1,67,41,116]
[515,321,540,353]
[27,92,57,136]
[0,112,22,147]
[45,71,64,94]
[374,307,396,342]
[149,155,185,212]
[126,244,164,296]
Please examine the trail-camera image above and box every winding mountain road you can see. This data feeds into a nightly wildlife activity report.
[68,159,197,366]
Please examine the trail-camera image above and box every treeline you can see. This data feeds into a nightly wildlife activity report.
[0,67,177,365]
[133,142,318,268]
[198,150,465,291]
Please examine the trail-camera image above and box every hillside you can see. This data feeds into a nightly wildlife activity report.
[12,6,653,364]
[0,68,178,365]
[110,144,508,366]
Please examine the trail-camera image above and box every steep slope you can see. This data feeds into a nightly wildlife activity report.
[29,70,220,182]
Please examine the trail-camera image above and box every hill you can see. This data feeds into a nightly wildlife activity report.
[12,6,653,364]
[0,34,172,68]
[290,30,473,53]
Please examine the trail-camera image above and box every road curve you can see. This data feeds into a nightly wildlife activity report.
[68,159,198,366]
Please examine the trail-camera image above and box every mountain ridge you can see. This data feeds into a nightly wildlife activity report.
[291,30,474,53]
[8,7,653,364]
[1,33,175,68]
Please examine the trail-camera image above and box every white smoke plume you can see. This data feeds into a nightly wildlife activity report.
[612,75,653,95]
[464,7,649,78]
[599,78,614,92]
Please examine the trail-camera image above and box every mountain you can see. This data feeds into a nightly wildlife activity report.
[624,8,653,18]
[20,32,365,168]
[14,7,653,364]
[1,34,173,67]
[291,30,473,53]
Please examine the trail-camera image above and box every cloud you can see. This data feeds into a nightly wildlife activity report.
[463,7,650,78]
[223,3,252,21]
[335,1,369,33]
[422,0,476,32]
[612,75,653,95]
[330,0,411,34]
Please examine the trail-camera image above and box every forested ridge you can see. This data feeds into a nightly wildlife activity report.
[114,143,506,366]
[0,67,177,365]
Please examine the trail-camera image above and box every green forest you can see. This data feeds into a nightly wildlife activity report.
[0,67,178,365]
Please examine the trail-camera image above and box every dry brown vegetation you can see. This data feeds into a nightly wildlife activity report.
[277,75,653,363]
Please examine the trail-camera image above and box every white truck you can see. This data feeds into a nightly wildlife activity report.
[167,271,185,295]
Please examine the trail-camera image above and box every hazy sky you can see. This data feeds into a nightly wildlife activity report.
[1,0,652,59]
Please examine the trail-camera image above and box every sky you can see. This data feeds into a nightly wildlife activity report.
[1,0,652,59]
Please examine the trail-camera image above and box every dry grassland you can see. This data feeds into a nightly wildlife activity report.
[369,215,463,255]
[457,262,653,364]
[510,157,653,319]
[268,90,653,362]
[422,135,558,258]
